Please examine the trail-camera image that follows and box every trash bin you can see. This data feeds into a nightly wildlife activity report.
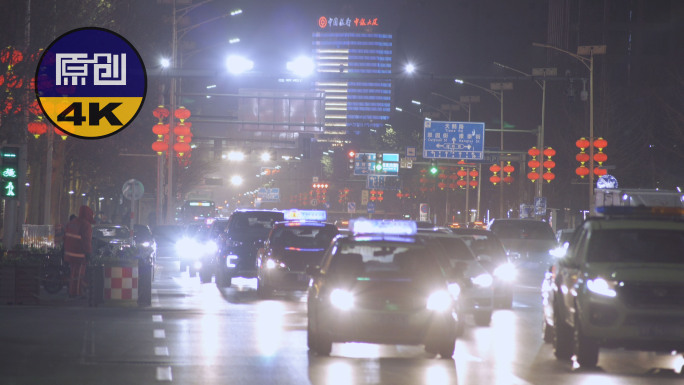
[137,258,152,307]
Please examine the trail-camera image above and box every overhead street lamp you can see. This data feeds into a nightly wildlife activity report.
[532,42,606,212]
[455,79,513,218]
[164,0,243,224]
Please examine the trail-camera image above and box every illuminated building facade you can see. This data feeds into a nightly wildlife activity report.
[312,15,393,142]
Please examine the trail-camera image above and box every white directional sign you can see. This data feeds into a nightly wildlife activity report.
[423,121,485,160]
[257,188,280,202]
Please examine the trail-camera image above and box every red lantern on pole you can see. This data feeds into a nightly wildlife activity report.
[173,141,191,157]
[503,176,514,184]
[457,179,467,189]
[543,147,556,158]
[542,171,555,183]
[527,146,540,183]
[576,137,590,150]
[27,120,47,138]
[152,123,169,139]
[489,164,501,173]
[527,171,539,182]
[528,147,540,157]
[469,170,478,178]
[152,106,170,122]
[457,169,467,178]
[174,106,191,121]
[469,180,478,188]
[54,126,68,140]
[489,164,501,185]
[593,152,607,164]
[503,161,515,176]
[593,137,607,150]
[594,167,607,176]
[576,153,590,163]
[152,141,169,155]
[576,166,589,178]
[489,175,501,185]
[173,123,191,138]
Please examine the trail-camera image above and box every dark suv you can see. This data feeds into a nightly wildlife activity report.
[214,209,284,287]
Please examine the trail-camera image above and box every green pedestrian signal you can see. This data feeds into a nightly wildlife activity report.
[1,146,19,199]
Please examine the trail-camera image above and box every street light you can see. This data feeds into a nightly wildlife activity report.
[532,42,606,211]
[493,62,557,202]
[165,0,243,224]
[455,78,513,218]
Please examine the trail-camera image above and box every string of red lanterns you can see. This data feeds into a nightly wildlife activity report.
[575,137,607,178]
[542,147,556,183]
[527,147,540,182]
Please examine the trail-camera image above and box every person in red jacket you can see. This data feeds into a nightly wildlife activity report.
[64,205,94,298]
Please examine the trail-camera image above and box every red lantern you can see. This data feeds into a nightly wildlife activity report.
[457,180,467,188]
[528,147,540,157]
[528,159,540,169]
[576,137,590,150]
[174,106,191,121]
[457,169,467,178]
[469,180,478,188]
[449,183,457,190]
[503,162,515,175]
[419,177,428,184]
[527,171,539,182]
[593,137,607,150]
[489,175,501,185]
[576,153,590,163]
[173,123,191,138]
[594,167,607,176]
[489,164,501,173]
[173,141,191,156]
[27,120,47,138]
[543,160,556,169]
[593,152,607,164]
[543,147,556,158]
[54,126,68,140]
[28,100,41,115]
[469,170,479,178]
[438,173,447,180]
[152,123,169,138]
[153,106,170,121]
[438,182,447,190]
[575,166,589,178]
[542,172,555,182]
[152,141,169,155]
[503,176,514,184]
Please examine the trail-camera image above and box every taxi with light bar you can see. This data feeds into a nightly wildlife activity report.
[306,219,460,358]
[542,205,684,368]
[256,210,338,297]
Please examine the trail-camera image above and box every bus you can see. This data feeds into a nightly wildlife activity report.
[180,200,217,224]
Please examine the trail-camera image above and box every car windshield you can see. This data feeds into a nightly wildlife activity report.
[328,242,443,280]
[457,235,508,263]
[490,221,556,241]
[93,226,130,239]
[230,212,284,236]
[271,226,337,249]
[587,228,684,264]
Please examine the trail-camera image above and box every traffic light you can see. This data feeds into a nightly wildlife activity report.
[374,153,383,172]
[1,146,19,198]
[347,149,356,169]
[429,161,438,176]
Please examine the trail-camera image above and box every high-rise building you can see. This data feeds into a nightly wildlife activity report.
[312,15,394,144]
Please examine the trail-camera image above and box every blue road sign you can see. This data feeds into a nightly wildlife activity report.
[367,202,375,213]
[423,121,485,160]
[353,152,376,175]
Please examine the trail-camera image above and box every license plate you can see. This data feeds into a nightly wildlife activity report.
[638,324,682,338]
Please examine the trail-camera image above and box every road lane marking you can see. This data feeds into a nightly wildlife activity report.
[153,314,163,322]
[155,346,169,356]
[156,366,173,381]
[154,329,166,339]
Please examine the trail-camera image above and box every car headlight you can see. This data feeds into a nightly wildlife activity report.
[471,273,494,288]
[176,237,199,255]
[586,277,618,298]
[204,240,218,254]
[549,242,569,259]
[426,290,452,312]
[265,259,286,269]
[447,283,461,299]
[330,289,354,311]
[141,241,151,248]
[493,262,517,282]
